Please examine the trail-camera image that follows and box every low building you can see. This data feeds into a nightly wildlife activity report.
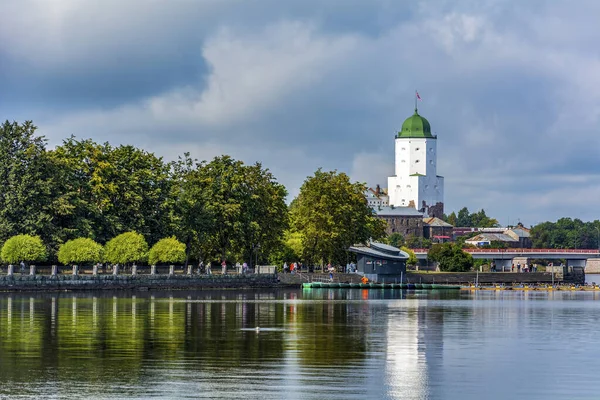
[348,241,408,283]
[465,233,519,247]
[504,224,532,248]
[372,205,424,237]
[365,184,389,207]
[423,217,453,242]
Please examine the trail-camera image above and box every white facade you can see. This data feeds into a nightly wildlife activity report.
[387,137,444,216]
[364,186,389,207]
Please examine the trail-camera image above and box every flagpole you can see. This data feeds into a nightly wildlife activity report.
[415,90,417,112]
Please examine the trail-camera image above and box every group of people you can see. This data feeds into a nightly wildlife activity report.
[511,262,538,273]
[283,262,301,274]
[196,260,249,275]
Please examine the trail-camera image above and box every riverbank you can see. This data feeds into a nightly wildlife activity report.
[0,269,584,292]
[0,274,278,292]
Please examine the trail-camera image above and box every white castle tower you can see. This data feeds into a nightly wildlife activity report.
[387,106,444,217]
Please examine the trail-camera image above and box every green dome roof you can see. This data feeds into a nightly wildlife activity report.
[397,109,434,139]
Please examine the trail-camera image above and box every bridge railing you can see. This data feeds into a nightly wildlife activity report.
[412,248,600,254]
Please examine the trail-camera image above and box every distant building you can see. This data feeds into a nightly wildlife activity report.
[349,241,408,283]
[465,233,519,247]
[504,224,532,248]
[423,217,453,242]
[365,184,389,207]
[387,107,444,217]
[373,206,424,237]
[459,224,532,248]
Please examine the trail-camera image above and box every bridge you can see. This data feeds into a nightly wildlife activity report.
[412,248,600,269]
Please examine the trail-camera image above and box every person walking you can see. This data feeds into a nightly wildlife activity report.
[242,262,248,274]
[221,260,227,275]
[206,262,212,275]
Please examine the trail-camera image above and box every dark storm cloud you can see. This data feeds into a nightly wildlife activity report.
[2,0,600,224]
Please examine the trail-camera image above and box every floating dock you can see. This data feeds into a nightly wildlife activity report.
[301,282,461,290]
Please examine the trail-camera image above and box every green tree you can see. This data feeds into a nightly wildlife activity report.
[169,153,213,266]
[428,243,473,272]
[404,234,431,249]
[104,232,148,265]
[148,237,186,265]
[400,246,418,266]
[290,169,386,266]
[268,231,304,267]
[386,232,404,248]
[450,207,498,228]
[0,121,66,254]
[57,238,103,266]
[445,211,457,226]
[1,234,47,264]
[456,207,471,227]
[190,156,288,265]
[50,138,173,244]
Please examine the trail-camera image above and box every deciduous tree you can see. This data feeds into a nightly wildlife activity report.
[57,238,103,266]
[148,237,186,265]
[290,169,386,266]
[104,232,148,265]
[1,234,47,264]
[428,243,473,272]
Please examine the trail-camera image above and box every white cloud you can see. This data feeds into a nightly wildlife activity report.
[148,21,360,127]
[7,0,600,224]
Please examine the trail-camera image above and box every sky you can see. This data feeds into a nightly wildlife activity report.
[2,0,600,227]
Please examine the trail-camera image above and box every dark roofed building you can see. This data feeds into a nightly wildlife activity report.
[349,241,408,283]
[373,206,424,237]
[423,217,453,242]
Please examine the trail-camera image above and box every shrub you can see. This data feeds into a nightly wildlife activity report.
[148,237,186,265]
[104,232,148,265]
[400,246,418,266]
[57,238,103,266]
[428,243,474,272]
[1,234,47,264]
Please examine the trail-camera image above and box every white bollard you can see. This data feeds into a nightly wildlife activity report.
[7,264,14,276]
[72,265,78,276]
[113,264,119,275]
[51,265,58,276]
[92,264,98,276]
[169,265,175,275]
[151,265,156,275]
[30,265,36,276]
[187,265,192,275]
[132,264,137,276]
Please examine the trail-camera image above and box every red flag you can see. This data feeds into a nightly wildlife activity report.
[416,91,422,101]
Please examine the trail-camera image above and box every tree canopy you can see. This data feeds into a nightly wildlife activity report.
[104,232,148,265]
[428,243,474,272]
[57,238,104,265]
[531,218,600,249]
[1,234,47,264]
[290,169,386,266]
[444,207,499,228]
[148,237,186,265]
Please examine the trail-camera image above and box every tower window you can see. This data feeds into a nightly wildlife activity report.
[401,160,406,163]
[415,147,420,151]
[401,147,406,151]
[415,160,420,163]
[430,160,433,164]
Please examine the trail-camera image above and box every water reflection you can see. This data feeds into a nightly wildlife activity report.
[1,289,600,399]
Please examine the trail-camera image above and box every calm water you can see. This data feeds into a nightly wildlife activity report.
[1,289,600,399]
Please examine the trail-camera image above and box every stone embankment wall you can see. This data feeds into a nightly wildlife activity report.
[407,272,583,285]
[0,274,277,292]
